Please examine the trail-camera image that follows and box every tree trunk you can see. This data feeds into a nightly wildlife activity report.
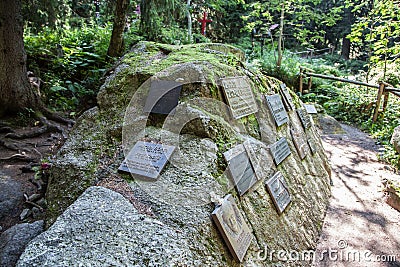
[277,3,285,68]
[0,0,40,116]
[341,37,351,60]
[187,0,192,43]
[107,0,130,57]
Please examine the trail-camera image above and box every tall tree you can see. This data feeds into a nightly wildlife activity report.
[107,0,130,57]
[0,0,40,116]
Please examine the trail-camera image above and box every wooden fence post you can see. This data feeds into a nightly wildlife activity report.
[299,67,303,94]
[373,83,386,122]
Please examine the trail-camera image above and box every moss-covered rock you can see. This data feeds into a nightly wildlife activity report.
[40,41,331,266]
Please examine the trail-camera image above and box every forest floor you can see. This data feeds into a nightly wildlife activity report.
[0,119,68,234]
[314,124,400,267]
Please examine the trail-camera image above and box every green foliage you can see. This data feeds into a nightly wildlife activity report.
[24,24,113,112]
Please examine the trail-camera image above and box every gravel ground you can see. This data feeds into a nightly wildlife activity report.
[313,124,400,267]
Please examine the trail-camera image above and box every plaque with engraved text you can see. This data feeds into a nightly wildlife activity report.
[265,172,291,214]
[266,94,289,127]
[143,80,182,115]
[297,108,312,129]
[304,104,318,114]
[290,128,309,160]
[269,137,291,166]
[220,77,258,119]
[279,83,296,111]
[118,141,175,179]
[224,144,258,196]
[212,194,254,262]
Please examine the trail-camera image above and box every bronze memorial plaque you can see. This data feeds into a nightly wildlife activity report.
[297,108,312,129]
[143,80,182,115]
[265,172,292,214]
[304,104,318,114]
[212,194,253,262]
[279,83,296,111]
[220,76,258,119]
[224,144,258,196]
[265,94,289,127]
[118,141,175,179]
[270,137,291,166]
[290,128,309,160]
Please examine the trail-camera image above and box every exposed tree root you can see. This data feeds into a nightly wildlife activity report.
[0,153,36,162]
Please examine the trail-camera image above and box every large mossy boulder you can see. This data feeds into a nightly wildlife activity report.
[29,42,331,266]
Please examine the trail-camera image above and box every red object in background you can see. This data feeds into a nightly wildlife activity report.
[198,12,212,36]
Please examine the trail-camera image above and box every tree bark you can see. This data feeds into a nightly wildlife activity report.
[0,0,40,116]
[277,3,285,68]
[107,0,130,57]
[341,37,351,60]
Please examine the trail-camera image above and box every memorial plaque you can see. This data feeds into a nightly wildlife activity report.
[297,108,312,129]
[224,144,258,196]
[265,94,288,127]
[143,80,182,115]
[307,138,317,155]
[265,172,291,214]
[269,137,291,166]
[118,141,175,179]
[304,104,318,114]
[290,128,309,160]
[279,83,296,111]
[212,194,253,262]
[220,77,258,119]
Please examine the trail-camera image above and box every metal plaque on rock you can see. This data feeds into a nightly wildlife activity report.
[304,104,318,114]
[224,144,258,196]
[307,138,317,155]
[279,83,296,111]
[220,77,258,119]
[265,94,289,127]
[143,80,182,115]
[297,108,312,129]
[269,137,291,166]
[290,128,309,160]
[265,172,291,214]
[118,141,175,179]
[212,194,254,262]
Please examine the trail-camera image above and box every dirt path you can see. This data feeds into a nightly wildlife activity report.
[314,124,400,267]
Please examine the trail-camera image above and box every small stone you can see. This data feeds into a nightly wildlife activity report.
[20,209,31,221]
[31,207,41,219]
[28,194,42,202]
[36,198,46,208]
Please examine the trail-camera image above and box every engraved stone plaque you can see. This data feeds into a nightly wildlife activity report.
[224,144,258,196]
[265,172,291,214]
[143,80,182,115]
[308,138,317,155]
[279,83,296,111]
[220,76,258,119]
[297,108,312,129]
[290,128,309,160]
[212,194,253,262]
[304,104,318,114]
[269,137,291,166]
[265,94,288,127]
[118,141,175,179]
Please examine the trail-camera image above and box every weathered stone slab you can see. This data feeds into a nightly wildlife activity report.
[290,128,309,160]
[265,172,291,214]
[265,94,288,127]
[220,77,258,119]
[308,138,317,155]
[211,194,253,262]
[119,141,175,179]
[269,138,291,166]
[279,84,296,111]
[143,80,182,115]
[297,108,312,129]
[224,144,258,196]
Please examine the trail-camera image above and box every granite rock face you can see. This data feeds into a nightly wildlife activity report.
[36,42,332,266]
[0,220,43,267]
[391,125,400,154]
